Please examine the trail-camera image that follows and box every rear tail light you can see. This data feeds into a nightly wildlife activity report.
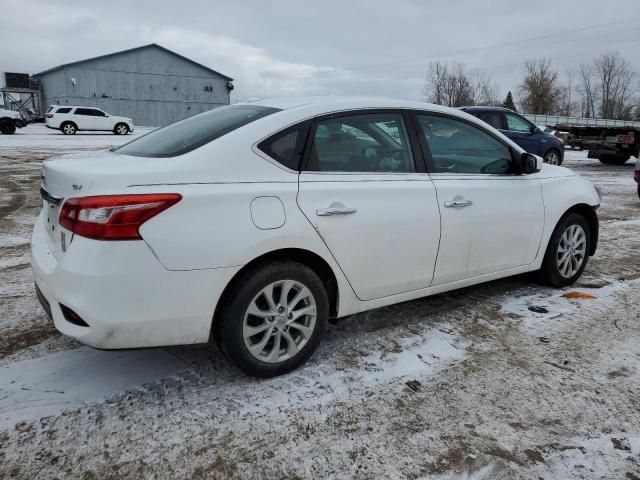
[617,134,635,145]
[59,194,181,240]
[46,114,53,119]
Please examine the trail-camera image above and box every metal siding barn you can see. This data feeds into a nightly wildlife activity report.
[34,44,233,127]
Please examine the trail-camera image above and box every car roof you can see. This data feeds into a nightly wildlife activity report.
[459,105,514,113]
[50,105,103,109]
[239,96,469,115]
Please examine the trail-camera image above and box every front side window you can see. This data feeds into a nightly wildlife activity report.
[305,113,415,173]
[417,114,513,174]
[56,107,72,114]
[115,105,280,158]
[505,113,533,133]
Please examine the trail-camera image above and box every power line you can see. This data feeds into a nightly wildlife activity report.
[237,17,640,81]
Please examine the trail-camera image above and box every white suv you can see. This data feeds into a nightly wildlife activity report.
[45,106,134,135]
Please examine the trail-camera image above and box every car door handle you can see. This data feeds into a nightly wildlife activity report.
[316,206,357,216]
[444,199,473,208]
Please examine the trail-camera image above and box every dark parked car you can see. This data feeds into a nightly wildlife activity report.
[460,106,565,165]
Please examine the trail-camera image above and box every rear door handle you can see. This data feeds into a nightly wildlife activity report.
[316,205,357,216]
[444,199,473,208]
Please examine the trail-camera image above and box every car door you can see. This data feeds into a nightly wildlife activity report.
[414,112,544,285]
[72,108,96,130]
[88,109,111,131]
[502,112,542,155]
[296,110,441,301]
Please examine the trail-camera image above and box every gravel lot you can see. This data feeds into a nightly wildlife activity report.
[1,125,639,479]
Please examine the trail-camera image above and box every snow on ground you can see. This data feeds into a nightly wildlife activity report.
[0,123,154,152]
[0,134,639,479]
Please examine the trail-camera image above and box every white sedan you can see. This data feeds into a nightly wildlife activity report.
[45,105,134,135]
[32,98,601,377]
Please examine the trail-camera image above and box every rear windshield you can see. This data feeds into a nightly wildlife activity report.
[114,105,280,158]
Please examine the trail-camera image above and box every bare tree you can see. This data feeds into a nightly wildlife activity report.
[577,63,597,117]
[424,61,498,107]
[518,59,565,114]
[594,52,636,119]
[577,53,637,120]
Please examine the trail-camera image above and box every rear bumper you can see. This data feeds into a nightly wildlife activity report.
[31,210,240,349]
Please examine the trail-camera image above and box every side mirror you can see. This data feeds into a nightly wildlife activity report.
[530,126,540,134]
[521,153,542,174]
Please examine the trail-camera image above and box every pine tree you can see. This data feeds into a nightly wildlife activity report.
[502,91,517,112]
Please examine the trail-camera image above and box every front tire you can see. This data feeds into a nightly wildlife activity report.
[217,261,328,378]
[540,212,591,287]
[0,120,16,135]
[61,122,77,135]
[114,123,129,135]
[544,149,562,165]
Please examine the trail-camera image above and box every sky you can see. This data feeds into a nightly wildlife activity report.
[1,0,639,103]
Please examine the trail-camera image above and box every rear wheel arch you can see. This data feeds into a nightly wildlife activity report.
[210,248,339,343]
[60,121,78,134]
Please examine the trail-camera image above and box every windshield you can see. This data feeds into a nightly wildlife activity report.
[114,105,280,158]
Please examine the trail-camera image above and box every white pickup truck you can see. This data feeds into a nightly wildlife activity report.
[0,108,27,134]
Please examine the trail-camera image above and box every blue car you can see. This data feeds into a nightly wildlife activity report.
[460,106,564,165]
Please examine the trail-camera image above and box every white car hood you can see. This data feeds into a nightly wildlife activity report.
[536,163,575,179]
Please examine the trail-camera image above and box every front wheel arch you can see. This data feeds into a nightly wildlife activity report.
[543,148,562,165]
[562,204,598,256]
[210,248,339,344]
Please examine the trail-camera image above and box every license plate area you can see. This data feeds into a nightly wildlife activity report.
[41,187,69,255]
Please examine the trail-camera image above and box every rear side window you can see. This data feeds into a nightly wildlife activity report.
[305,113,415,173]
[257,122,309,171]
[474,111,503,130]
[56,107,72,114]
[75,108,104,116]
[115,105,280,158]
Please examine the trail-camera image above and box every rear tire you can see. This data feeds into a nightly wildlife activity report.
[0,120,16,135]
[61,122,77,135]
[114,123,129,135]
[539,212,591,287]
[216,261,328,378]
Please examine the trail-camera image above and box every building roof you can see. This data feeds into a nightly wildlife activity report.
[34,43,233,81]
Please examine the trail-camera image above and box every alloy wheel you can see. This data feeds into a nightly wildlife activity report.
[545,151,560,165]
[116,125,128,135]
[243,280,317,363]
[556,224,587,278]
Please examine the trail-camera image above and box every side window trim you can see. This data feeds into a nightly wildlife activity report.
[300,109,423,174]
[410,110,518,175]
